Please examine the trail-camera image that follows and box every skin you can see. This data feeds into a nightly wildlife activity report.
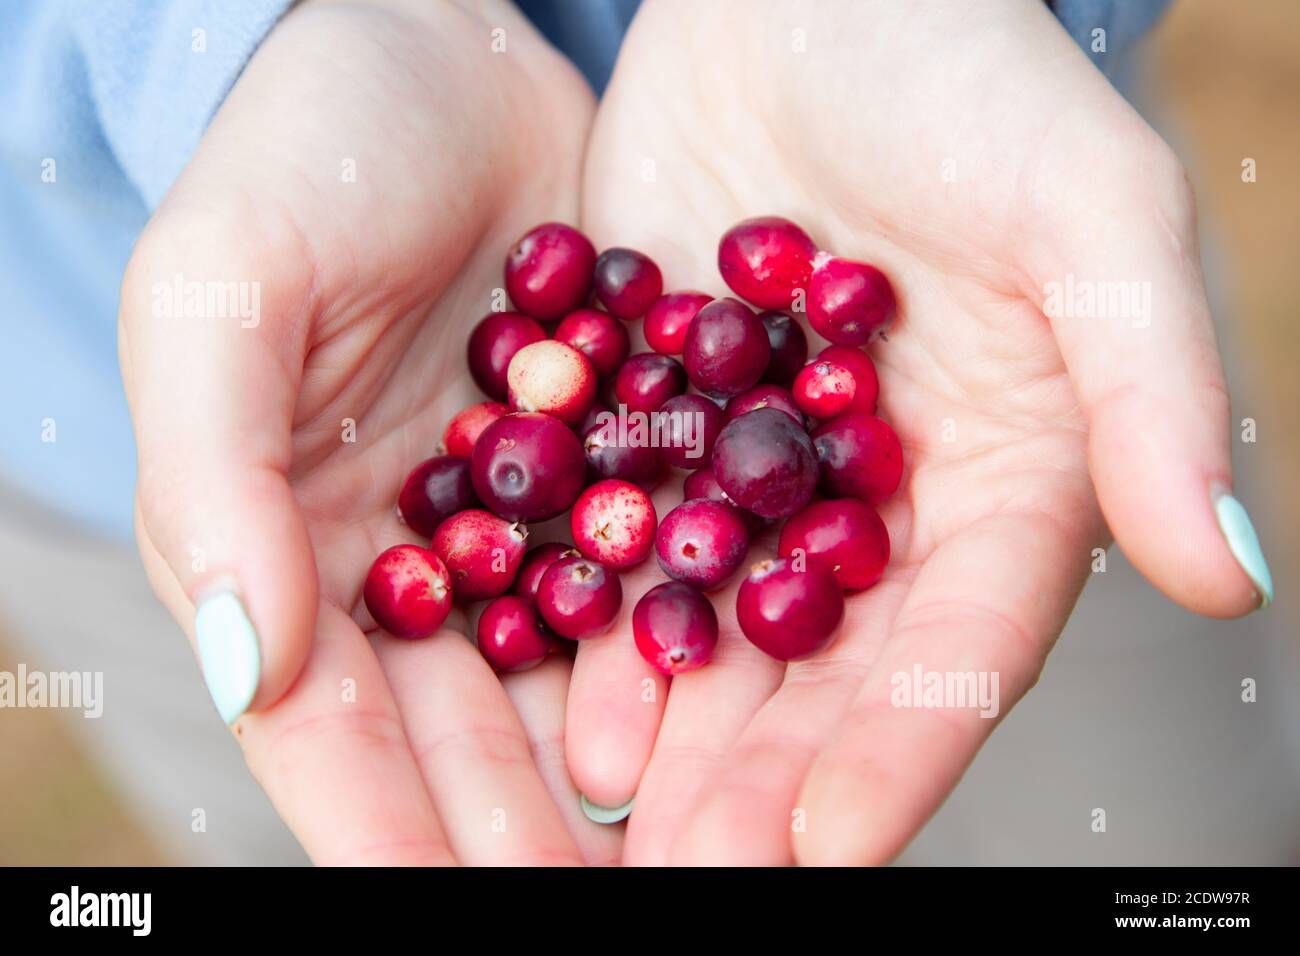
[567,0,1262,865]
[121,0,1262,866]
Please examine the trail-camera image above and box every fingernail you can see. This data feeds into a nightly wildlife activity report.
[1213,492,1274,609]
[580,793,635,825]
[194,590,262,723]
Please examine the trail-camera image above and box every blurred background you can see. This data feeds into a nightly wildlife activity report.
[1,0,1297,864]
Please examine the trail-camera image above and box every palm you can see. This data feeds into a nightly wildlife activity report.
[567,0,1147,864]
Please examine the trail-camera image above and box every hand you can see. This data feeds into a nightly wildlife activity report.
[119,0,618,865]
[570,0,1266,864]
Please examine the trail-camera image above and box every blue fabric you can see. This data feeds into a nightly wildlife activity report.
[0,0,1169,539]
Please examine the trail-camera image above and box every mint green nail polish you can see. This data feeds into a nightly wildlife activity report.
[580,793,635,825]
[1214,493,1274,609]
[195,591,262,723]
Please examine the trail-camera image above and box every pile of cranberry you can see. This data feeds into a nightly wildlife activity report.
[363,217,901,675]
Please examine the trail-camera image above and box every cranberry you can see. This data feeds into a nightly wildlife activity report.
[808,254,896,345]
[644,291,712,355]
[681,466,764,534]
[553,308,630,381]
[430,509,528,602]
[582,413,668,489]
[443,401,510,459]
[397,456,478,538]
[655,393,725,470]
[811,412,903,504]
[818,344,879,414]
[655,499,750,591]
[633,582,719,675]
[577,399,613,437]
[712,407,818,519]
[614,352,688,415]
[471,412,586,521]
[536,553,623,640]
[724,384,804,425]
[467,312,547,401]
[793,360,856,419]
[778,499,890,591]
[363,545,452,639]
[759,311,808,386]
[683,297,771,398]
[593,247,663,320]
[717,217,818,311]
[504,222,596,321]
[737,558,844,660]
[512,542,572,601]
[506,340,596,426]
[570,479,657,570]
[476,595,552,673]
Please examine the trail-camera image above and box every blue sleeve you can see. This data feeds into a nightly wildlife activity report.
[1050,0,1173,75]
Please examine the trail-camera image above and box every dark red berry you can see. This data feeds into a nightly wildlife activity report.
[397,456,478,538]
[645,291,712,355]
[818,345,879,414]
[553,308,630,380]
[471,412,586,522]
[724,384,804,425]
[633,582,719,675]
[513,542,573,602]
[712,407,818,519]
[808,254,896,344]
[430,509,528,603]
[717,217,818,311]
[778,499,890,590]
[537,554,623,640]
[570,479,657,570]
[655,499,750,591]
[467,312,547,401]
[582,413,668,489]
[477,596,552,672]
[593,247,663,320]
[443,401,510,459]
[364,545,452,639]
[683,297,771,398]
[505,222,596,321]
[759,311,808,386]
[736,558,844,661]
[614,352,688,415]
[811,412,903,504]
[656,393,725,470]
[793,360,856,419]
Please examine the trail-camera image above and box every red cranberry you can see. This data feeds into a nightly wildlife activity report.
[552,308,630,380]
[793,360,856,419]
[717,217,818,311]
[431,509,528,603]
[582,413,668,489]
[724,384,804,425]
[477,595,552,672]
[536,553,623,640]
[644,291,712,355]
[577,399,613,437]
[632,582,719,675]
[593,247,663,320]
[683,297,771,398]
[506,340,596,426]
[443,401,510,459]
[778,499,890,591]
[736,558,844,660]
[570,479,657,570]
[808,254,896,345]
[818,345,879,414]
[655,499,750,591]
[759,311,808,386]
[467,312,547,401]
[614,352,688,415]
[512,542,572,601]
[811,412,903,504]
[681,466,764,535]
[712,407,818,519]
[655,393,725,470]
[471,412,586,522]
[504,222,596,321]
[397,456,478,538]
[363,545,452,639]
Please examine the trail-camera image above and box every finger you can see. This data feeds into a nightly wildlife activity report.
[793,510,1090,865]
[1028,131,1271,616]
[375,629,584,867]
[235,604,455,865]
[120,215,317,726]
[501,656,625,865]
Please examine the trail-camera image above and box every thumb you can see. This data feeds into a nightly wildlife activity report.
[1030,135,1272,617]
[120,214,318,723]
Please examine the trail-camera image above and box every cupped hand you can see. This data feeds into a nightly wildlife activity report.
[119,0,618,865]
[569,0,1265,865]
